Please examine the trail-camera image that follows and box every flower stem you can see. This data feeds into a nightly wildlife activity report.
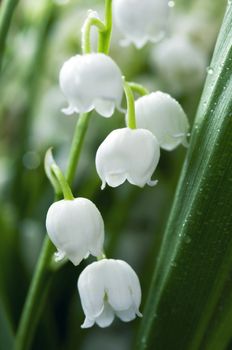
[16,0,113,347]
[66,112,92,185]
[0,0,19,71]
[128,82,149,96]
[97,252,107,261]
[15,112,91,350]
[81,0,112,55]
[98,0,113,54]
[124,80,137,129]
[82,14,106,54]
[15,237,55,350]
[51,164,74,200]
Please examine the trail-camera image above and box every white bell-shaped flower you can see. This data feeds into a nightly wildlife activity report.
[150,36,207,95]
[78,259,142,328]
[133,92,189,151]
[113,0,169,48]
[59,53,123,117]
[95,127,160,189]
[46,198,104,265]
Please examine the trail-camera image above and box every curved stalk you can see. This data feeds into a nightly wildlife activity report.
[15,0,114,348]
[0,0,19,71]
[124,80,137,129]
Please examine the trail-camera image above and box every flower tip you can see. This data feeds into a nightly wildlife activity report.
[147,179,158,187]
[136,310,143,318]
[61,105,75,116]
[101,182,106,190]
[54,250,66,262]
[81,317,94,329]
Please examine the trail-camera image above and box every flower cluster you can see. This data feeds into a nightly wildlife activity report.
[46,0,190,330]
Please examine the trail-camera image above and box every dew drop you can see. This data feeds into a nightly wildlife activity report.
[207,66,214,75]
[168,1,175,7]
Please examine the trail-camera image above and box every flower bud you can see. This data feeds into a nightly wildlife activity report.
[132,92,189,151]
[113,0,169,48]
[46,198,104,265]
[150,36,207,95]
[59,53,123,117]
[78,259,142,328]
[95,128,160,189]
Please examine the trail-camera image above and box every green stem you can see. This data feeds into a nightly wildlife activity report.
[82,15,106,54]
[65,112,92,185]
[81,0,112,55]
[124,80,137,129]
[128,82,149,96]
[98,0,113,54]
[15,112,91,350]
[97,252,106,261]
[16,0,113,346]
[0,0,19,71]
[51,164,74,200]
[15,236,55,350]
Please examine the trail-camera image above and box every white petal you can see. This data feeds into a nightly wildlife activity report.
[147,179,158,187]
[95,303,115,328]
[105,171,127,188]
[95,128,160,188]
[78,262,105,319]
[117,260,142,309]
[103,260,134,311]
[81,317,95,329]
[134,92,189,151]
[77,259,142,328]
[116,304,139,322]
[113,0,169,48]
[94,99,116,118]
[61,105,77,115]
[59,53,123,117]
[88,232,104,257]
[46,198,104,265]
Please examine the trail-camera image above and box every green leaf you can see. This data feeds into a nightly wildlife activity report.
[0,299,14,350]
[136,4,232,350]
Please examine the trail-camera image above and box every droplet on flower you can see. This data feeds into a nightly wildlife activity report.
[132,92,189,151]
[78,259,142,328]
[95,127,160,189]
[113,0,169,49]
[46,198,105,265]
[59,53,123,117]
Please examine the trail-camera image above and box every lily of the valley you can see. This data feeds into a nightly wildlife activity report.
[95,127,160,189]
[133,92,189,151]
[59,53,123,117]
[113,0,169,48]
[150,36,207,95]
[46,198,104,265]
[78,259,142,328]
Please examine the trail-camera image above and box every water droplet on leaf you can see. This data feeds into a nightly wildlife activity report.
[207,66,214,75]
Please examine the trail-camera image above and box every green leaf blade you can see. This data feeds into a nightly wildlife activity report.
[136,4,232,350]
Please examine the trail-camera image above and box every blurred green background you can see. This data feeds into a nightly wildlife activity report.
[0,0,227,349]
